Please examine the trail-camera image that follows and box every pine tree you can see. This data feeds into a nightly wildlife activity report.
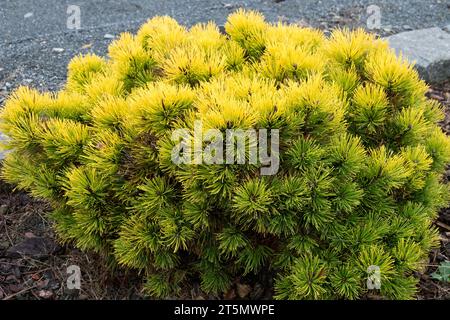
[1,9,449,300]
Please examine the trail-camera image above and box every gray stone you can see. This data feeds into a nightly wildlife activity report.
[0,133,8,160]
[4,236,60,259]
[386,27,450,84]
[0,204,8,215]
[0,240,10,251]
[382,25,393,33]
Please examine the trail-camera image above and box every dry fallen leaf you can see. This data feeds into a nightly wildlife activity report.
[31,273,40,281]
[236,283,252,298]
[224,288,237,300]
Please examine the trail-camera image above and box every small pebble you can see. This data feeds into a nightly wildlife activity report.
[81,43,93,49]
[24,232,35,238]
[0,204,8,215]
[49,281,60,290]
[104,34,115,39]
[38,290,53,299]
[24,12,33,19]
[13,267,21,278]
[52,48,65,53]
[0,241,10,250]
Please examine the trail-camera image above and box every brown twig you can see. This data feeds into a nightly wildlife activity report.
[2,284,38,300]
[435,220,450,231]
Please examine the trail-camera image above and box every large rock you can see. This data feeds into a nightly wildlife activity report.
[386,27,450,84]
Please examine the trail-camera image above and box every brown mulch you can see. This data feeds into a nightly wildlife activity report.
[0,83,450,300]
[0,183,143,300]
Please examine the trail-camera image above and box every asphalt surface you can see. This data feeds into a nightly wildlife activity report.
[0,0,449,98]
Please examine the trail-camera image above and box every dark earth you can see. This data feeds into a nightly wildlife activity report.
[0,0,450,300]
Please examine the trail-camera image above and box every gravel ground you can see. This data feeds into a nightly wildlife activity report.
[0,0,449,102]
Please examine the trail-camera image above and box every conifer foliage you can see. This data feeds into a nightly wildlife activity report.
[1,10,450,299]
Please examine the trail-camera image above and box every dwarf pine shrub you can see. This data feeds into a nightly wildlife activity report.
[1,10,450,299]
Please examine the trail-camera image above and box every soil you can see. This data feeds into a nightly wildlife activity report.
[0,83,449,300]
[0,184,143,300]
[417,81,450,300]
